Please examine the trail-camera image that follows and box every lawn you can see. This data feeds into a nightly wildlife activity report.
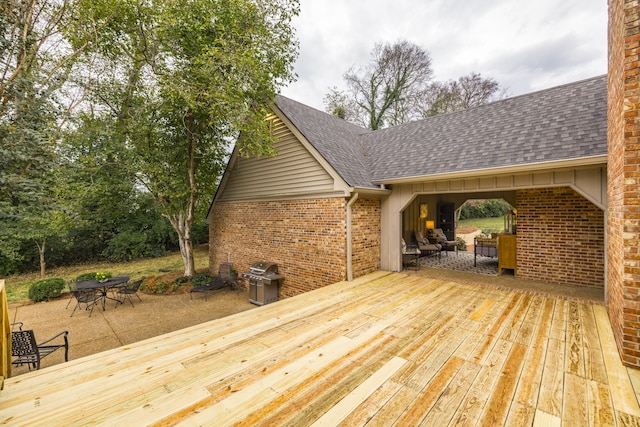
[456,216,504,234]
[2,245,210,304]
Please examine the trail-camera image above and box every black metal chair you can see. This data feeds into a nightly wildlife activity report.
[68,282,102,317]
[115,279,143,307]
[11,323,69,370]
[190,277,226,301]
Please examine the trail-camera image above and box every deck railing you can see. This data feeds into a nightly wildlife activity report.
[0,279,10,388]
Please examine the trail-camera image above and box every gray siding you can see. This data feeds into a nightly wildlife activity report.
[219,115,338,201]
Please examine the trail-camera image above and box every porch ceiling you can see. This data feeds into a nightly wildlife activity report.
[2,271,638,425]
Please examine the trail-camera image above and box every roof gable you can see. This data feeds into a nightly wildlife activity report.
[273,96,376,189]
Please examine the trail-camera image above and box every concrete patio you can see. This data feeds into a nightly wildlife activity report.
[7,286,255,375]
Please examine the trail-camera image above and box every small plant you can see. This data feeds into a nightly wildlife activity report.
[192,272,214,287]
[140,270,215,295]
[455,237,467,251]
[28,278,66,302]
[95,271,112,281]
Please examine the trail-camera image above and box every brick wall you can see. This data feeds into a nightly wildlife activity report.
[351,198,381,277]
[607,0,626,365]
[517,187,604,288]
[209,197,381,299]
[608,0,640,367]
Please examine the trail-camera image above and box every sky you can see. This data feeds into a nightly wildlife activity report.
[280,0,608,111]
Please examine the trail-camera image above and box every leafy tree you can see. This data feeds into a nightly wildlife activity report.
[75,0,300,276]
[341,40,433,130]
[459,199,513,220]
[0,0,87,276]
[420,72,508,117]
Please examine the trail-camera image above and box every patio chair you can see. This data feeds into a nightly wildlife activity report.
[429,228,457,255]
[68,282,102,317]
[115,279,143,307]
[11,324,69,370]
[402,239,421,270]
[414,231,441,259]
[190,277,226,301]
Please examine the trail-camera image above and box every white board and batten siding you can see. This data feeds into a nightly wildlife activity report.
[219,115,347,202]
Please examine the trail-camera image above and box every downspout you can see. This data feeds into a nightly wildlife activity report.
[346,192,359,281]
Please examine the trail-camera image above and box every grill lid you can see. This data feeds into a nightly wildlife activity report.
[248,262,278,275]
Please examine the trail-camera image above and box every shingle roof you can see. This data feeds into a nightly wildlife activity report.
[275,75,607,188]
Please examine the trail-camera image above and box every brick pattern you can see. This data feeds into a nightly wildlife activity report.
[608,0,640,367]
[351,198,381,277]
[607,0,627,365]
[516,187,605,288]
[209,197,381,300]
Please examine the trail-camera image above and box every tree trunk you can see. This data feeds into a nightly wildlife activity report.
[35,239,46,278]
[178,232,195,277]
[166,211,195,277]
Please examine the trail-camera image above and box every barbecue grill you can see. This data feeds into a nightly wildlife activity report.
[242,262,283,305]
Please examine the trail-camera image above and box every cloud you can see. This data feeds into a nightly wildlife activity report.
[281,0,607,110]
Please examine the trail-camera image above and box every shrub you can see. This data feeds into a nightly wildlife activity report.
[142,276,172,294]
[76,272,97,282]
[141,271,215,294]
[28,278,66,302]
[455,237,467,251]
[480,228,501,237]
[191,272,214,287]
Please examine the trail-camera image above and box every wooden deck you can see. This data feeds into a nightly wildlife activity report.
[2,271,640,426]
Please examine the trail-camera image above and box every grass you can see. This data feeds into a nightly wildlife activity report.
[2,245,210,304]
[457,217,505,234]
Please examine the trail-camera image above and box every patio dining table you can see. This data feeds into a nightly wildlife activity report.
[77,276,130,311]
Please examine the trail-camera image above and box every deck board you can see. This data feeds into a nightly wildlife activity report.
[2,271,639,426]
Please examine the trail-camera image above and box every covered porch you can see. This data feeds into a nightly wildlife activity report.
[1,270,635,425]
[385,164,607,294]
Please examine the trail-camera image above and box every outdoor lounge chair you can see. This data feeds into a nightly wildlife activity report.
[11,322,69,370]
[190,277,226,301]
[414,231,441,259]
[430,228,457,255]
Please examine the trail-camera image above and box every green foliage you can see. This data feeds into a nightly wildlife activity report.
[0,0,295,277]
[141,271,216,294]
[102,232,162,262]
[480,229,502,237]
[455,237,467,251]
[0,0,91,277]
[191,272,215,287]
[95,271,112,281]
[28,278,65,302]
[457,217,504,230]
[459,199,513,220]
[76,272,97,282]
[68,0,300,276]
[142,277,172,294]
